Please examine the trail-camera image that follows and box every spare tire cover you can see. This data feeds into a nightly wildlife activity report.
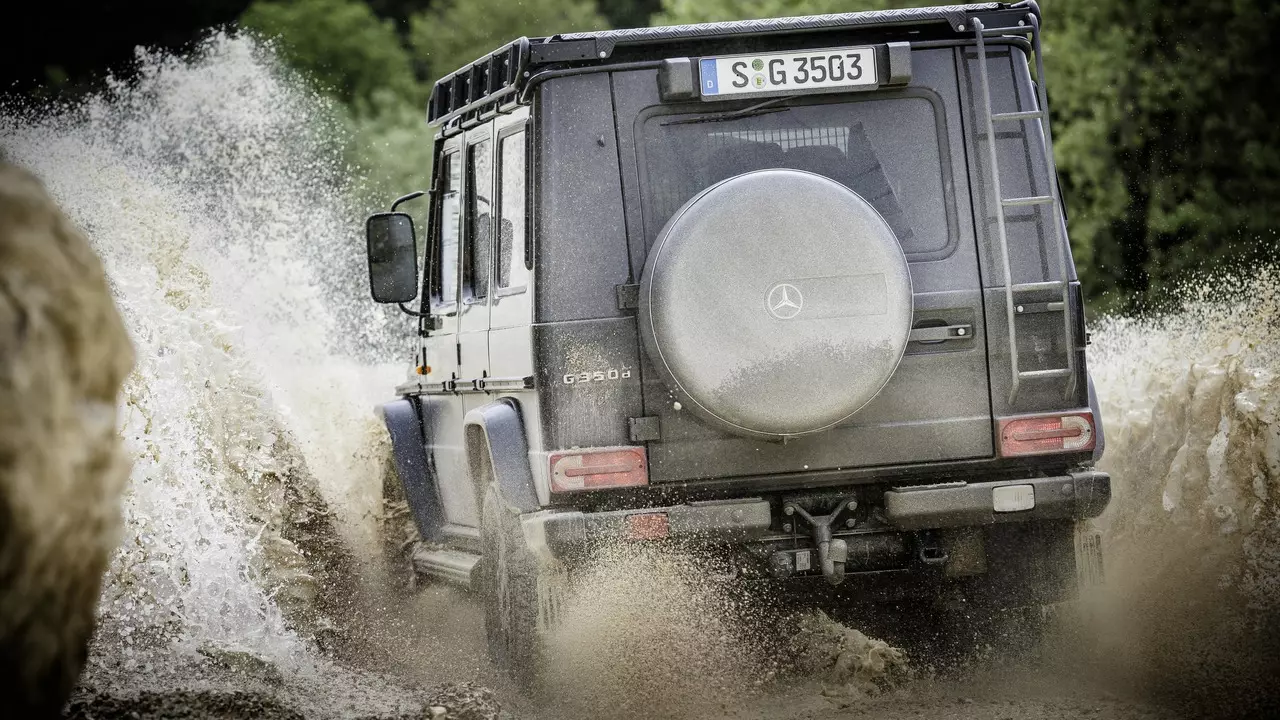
[639,169,912,439]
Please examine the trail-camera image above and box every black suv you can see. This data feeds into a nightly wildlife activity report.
[364,0,1109,690]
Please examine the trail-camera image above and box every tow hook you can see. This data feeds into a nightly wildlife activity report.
[783,498,857,586]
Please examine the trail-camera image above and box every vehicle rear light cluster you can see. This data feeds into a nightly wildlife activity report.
[998,412,1095,457]
[549,446,648,492]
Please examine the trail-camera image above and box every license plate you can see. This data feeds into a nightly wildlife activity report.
[699,47,878,100]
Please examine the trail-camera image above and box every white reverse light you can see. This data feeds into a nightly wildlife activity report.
[992,484,1035,513]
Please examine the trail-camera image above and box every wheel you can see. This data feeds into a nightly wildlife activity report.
[931,521,1083,658]
[479,483,559,694]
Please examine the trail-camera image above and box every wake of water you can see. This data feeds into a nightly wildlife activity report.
[1090,271,1280,712]
[2,34,425,718]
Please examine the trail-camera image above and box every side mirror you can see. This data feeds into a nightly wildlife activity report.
[366,212,418,304]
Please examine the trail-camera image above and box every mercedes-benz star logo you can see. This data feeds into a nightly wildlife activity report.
[766,283,804,320]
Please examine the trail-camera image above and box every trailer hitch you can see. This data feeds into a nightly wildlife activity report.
[784,498,858,586]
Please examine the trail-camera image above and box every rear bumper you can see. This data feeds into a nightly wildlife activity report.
[882,470,1111,530]
[540,497,774,556]
[533,470,1110,557]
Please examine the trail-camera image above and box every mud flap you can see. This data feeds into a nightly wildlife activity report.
[519,512,571,633]
[379,398,443,542]
[1074,521,1105,589]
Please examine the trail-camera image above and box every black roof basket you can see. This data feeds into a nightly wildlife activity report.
[428,38,530,127]
[425,2,1039,128]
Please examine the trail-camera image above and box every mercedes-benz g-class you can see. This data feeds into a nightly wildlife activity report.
[363,0,1109,690]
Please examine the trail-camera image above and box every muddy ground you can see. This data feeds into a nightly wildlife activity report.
[61,578,1280,720]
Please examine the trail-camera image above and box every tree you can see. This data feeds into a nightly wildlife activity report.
[655,0,919,25]
[1046,0,1280,309]
[597,0,662,29]
[241,0,432,202]
[242,0,421,109]
[410,0,609,83]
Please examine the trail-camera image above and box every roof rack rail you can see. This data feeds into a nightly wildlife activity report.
[428,38,531,127]
[425,2,1041,128]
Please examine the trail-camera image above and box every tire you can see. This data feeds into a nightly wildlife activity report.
[930,521,1082,657]
[479,483,556,694]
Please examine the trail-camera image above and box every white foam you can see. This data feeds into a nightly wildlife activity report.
[2,33,419,716]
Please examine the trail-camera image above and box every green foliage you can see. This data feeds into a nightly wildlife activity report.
[241,0,432,203]
[341,88,434,203]
[655,0,921,25]
[410,0,610,82]
[597,0,662,29]
[1047,0,1280,309]
[242,0,420,108]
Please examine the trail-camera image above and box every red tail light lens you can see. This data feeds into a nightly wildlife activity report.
[549,446,648,492]
[998,412,1095,457]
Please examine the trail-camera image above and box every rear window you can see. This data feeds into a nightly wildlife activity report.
[638,96,949,256]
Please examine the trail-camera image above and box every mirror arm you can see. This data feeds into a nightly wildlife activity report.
[391,190,429,211]
[396,299,432,316]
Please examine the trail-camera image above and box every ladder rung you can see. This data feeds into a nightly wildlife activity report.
[1011,281,1065,292]
[992,110,1044,122]
[1019,368,1073,380]
[1001,195,1054,208]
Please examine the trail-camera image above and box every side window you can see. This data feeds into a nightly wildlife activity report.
[463,138,493,302]
[496,130,529,292]
[430,151,461,311]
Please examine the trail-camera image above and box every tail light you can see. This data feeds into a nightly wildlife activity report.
[998,412,1095,457]
[549,446,648,492]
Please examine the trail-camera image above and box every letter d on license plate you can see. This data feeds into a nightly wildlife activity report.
[699,47,878,100]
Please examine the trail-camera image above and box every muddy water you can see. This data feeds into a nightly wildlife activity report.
[1,32,1277,720]
[1,34,429,719]
[1087,275,1280,717]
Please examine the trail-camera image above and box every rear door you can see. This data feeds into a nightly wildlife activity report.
[421,141,472,527]
[611,49,994,482]
[488,111,536,393]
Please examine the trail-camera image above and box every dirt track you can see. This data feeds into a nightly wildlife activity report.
[66,580,1269,720]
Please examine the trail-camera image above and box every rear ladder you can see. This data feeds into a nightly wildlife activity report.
[971,13,1077,404]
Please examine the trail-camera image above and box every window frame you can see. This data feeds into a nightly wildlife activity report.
[428,146,462,315]
[494,121,530,298]
[461,131,494,306]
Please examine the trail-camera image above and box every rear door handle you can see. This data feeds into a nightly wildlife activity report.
[908,324,972,343]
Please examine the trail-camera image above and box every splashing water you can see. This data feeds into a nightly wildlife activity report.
[541,544,765,719]
[1,34,425,717]
[1088,270,1280,713]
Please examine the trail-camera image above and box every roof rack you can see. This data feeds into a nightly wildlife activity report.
[428,38,530,127]
[559,2,1009,48]
[426,2,1038,128]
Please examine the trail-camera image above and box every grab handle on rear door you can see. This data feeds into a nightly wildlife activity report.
[908,324,972,344]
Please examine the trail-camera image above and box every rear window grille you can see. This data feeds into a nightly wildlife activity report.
[643,118,915,246]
